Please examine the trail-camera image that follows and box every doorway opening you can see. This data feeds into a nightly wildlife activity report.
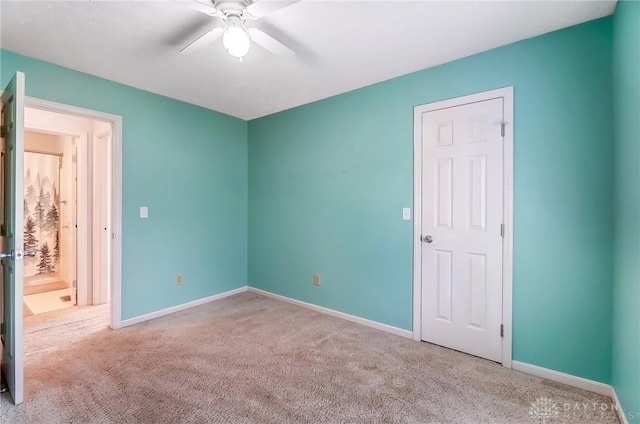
[23,130,76,316]
[0,74,123,405]
[21,106,112,321]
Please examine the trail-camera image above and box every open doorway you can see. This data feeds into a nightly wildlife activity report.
[1,74,123,405]
[21,107,111,321]
[23,130,75,315]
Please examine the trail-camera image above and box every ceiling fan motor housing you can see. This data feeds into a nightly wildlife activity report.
[214,0,252,15]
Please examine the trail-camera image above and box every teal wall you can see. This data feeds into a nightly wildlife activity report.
[612,1,640,422]
[248,18,614,383]
[0,50,248,320]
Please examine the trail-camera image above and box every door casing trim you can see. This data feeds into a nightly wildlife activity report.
[412,87,514,368]
[25,96,123,330]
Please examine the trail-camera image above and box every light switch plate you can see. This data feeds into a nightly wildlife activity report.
[140,206,148,219]
[402,207,411,221]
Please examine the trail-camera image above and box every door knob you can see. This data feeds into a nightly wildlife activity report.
[0,249,35,261]
[0,250,20,260]
[423,235,433,243]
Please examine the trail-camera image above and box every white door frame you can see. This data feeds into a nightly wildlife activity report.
[24,97,123,330]
[412,87,514,368]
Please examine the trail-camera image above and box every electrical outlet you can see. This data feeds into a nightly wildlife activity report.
[175,274,183,285]
[313,274,320,286]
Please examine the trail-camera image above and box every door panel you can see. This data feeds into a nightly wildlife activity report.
[435,249,452,320]
[1,72,25,404]
[420,98,504,362]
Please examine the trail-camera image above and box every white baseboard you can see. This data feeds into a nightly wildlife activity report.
[512,360,612,397]
[118,286,248,328]
[247,287,413,339]
[611,386,630,424]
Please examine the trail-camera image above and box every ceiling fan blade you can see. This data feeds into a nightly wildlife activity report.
[180,27,224,53]
[245,0,300,19]
[248,28,295,56]
[186,0,221,17]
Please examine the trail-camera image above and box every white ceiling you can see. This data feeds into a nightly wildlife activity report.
[0,0,616,120]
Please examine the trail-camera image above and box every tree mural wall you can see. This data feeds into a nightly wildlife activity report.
[23,152,61,277]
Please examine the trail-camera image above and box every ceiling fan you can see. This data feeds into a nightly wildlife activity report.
[180,0,299,60]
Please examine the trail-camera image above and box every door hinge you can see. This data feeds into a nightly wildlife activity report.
[0,125,6,138]
[501,122,506,137]
[72,280,78,304]
[0,322,5,336]
[500,324,504,338]
[500,224,504,238]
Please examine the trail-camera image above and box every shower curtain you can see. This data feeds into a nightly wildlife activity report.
[24,152,60,278]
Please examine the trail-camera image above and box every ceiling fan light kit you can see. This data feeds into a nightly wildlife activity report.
[222,21,251,58]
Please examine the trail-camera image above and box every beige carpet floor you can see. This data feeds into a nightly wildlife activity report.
[1,292,621,423]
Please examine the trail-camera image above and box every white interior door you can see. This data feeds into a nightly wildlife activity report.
[0,71,26,405]
[420,97,504,362]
